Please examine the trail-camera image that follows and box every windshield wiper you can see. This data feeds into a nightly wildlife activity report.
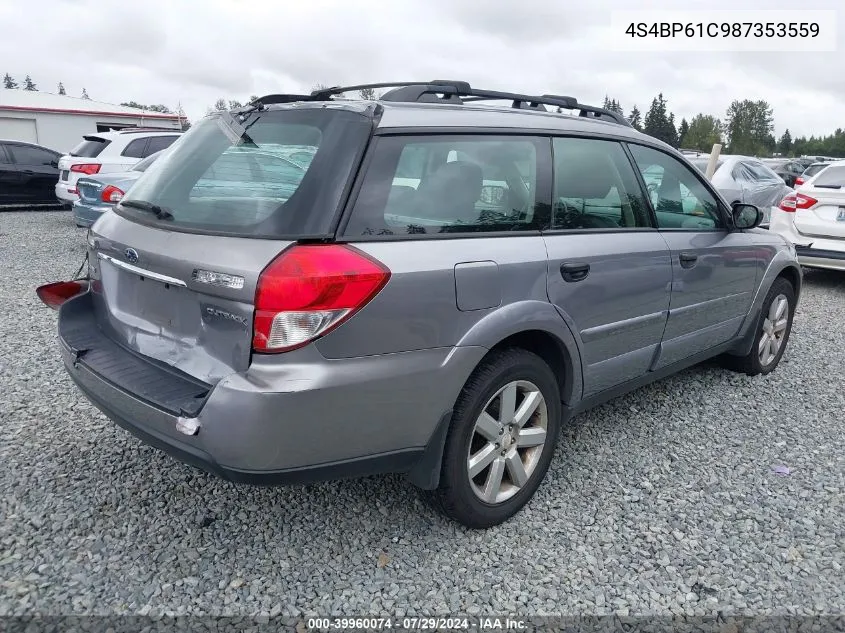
[119,199,174,220]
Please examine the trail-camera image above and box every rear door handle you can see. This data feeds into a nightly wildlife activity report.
[560,262,590,282]
[679,252,698,268]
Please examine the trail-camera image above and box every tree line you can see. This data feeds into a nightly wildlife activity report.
[604,93,844,158]
[3,73,90,100]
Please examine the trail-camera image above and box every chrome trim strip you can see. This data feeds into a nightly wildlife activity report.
[97,253,187,287]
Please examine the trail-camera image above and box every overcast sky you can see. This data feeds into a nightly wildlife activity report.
[1,0,842,138]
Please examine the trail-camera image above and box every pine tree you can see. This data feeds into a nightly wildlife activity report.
[57,82,66,95]
[778,129,793,156]
[23,75,37,91]
[213,98,227,111]
[678,118,690,146]
[628,105,642,131]
[81,88,90,100]
[3,73,18,89]
[644,94,678,146]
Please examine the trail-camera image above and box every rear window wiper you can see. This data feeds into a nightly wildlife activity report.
[119,199,174,220]
[814,184,844,189]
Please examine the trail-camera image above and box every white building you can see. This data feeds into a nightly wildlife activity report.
[0,91,185,153]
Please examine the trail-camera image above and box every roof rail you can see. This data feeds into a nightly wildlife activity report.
[247,81,631,127]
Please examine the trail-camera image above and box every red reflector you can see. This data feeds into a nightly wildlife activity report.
[70,163,101,175]
[68,188,78,194]
[253,244,390,353]
[794,177,805,186]
[35,280,89,310]
[101,185,124,203]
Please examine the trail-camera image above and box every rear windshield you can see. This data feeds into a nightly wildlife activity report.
[812,165,845,188]
[690,158,722,174]
[803,163,828,177]
[116,108,372,237]
[70,137,110,158]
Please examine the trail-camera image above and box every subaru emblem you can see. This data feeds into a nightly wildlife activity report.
[124,248,139,263]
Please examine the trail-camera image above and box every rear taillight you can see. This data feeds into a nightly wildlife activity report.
[70,164,101,175]
[794,176,805,186]
[35,280,89,310]
[252,244,391,353]
[101,185,124,203]
[778,193,817,212]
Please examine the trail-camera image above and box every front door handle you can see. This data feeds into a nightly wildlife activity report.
[679,252,698,268]
[560,262,590,282]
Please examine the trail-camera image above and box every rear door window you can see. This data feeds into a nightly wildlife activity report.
[70,137,110,157]
[121,138,149,158]
[552,137,651,229]
[145,135,179,155]
[343,135,549,236]
[116,108,372,237]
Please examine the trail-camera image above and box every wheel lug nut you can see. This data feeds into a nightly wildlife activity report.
[498,428,503,435]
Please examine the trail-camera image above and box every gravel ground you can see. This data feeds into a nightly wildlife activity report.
[1,210,844,618]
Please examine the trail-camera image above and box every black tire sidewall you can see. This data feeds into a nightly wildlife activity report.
[440,350,561,528]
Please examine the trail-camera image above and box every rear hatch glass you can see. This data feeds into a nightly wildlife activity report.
[70,137,110,158]
[803,163,828,178]
[86,106,373,383]
[690,158,722,174]
[115,107,372,238]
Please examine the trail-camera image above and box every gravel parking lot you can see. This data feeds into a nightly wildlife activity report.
[1,210,844,618]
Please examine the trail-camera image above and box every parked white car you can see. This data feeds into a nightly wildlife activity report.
[770,159,845,272]
[55,129,181,204]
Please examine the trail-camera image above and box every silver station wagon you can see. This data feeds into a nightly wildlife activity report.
[39,81,801,528]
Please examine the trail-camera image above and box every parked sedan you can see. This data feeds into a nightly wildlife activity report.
[688,155,792,226]
[770,160,845,272]
[0,140,61,206]
[73,151,163,227]
[794,161,830,188]
[767,159,808,187]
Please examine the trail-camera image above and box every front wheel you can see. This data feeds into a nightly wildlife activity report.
[425,348,561,528]
[723,277,796,376]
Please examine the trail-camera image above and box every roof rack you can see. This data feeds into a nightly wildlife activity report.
[247,81,631,127]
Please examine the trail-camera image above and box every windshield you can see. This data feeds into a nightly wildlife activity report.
[132,151,163,172]
[117,107,372,237]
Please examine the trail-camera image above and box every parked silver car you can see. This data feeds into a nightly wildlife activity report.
[686,155,792,226]
[38,81,801,528]
[73,151,164,228]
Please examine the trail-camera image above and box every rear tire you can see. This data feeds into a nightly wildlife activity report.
[722,277,795,376]
[425,348,561,528]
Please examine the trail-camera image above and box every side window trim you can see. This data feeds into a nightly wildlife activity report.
[338,132,554,240]
[0,144,9,164]
[621,141,659,229]
[624,141,730,232]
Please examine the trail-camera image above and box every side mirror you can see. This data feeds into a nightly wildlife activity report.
[732,202,763,229]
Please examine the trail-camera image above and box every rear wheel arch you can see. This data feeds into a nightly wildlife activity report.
[484,329,575,406]
[775,264,801,296]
